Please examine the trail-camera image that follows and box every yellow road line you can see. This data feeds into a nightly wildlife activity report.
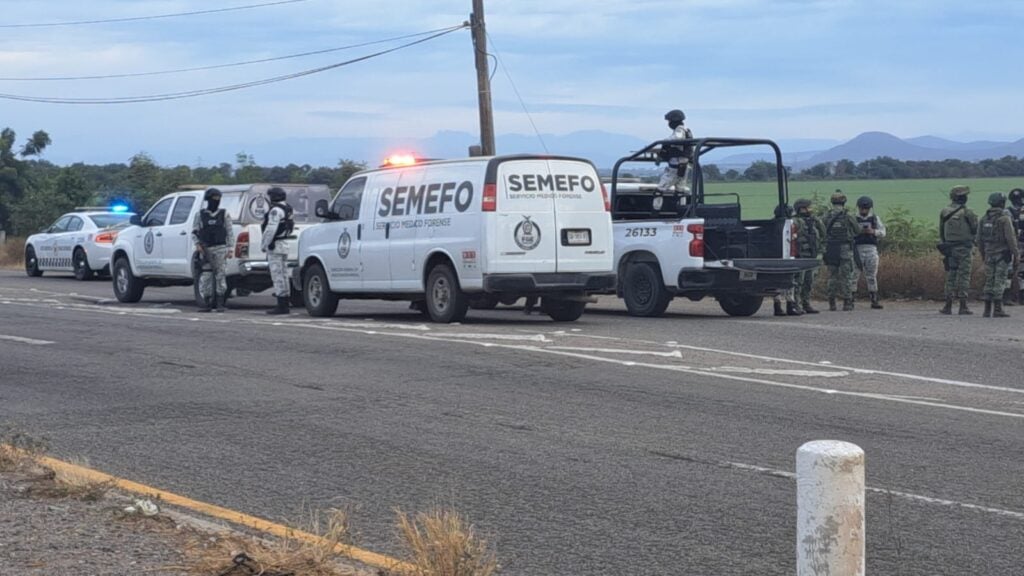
[36,454,415,573]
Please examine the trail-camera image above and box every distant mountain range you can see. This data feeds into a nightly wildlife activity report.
[45,130,1024,170]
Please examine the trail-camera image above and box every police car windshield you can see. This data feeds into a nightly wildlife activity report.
[89,213,133,228]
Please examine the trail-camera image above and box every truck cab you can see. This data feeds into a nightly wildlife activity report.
[609,137,819,316]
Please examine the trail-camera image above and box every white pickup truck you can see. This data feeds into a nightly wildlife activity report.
[109,184,331,305]
[608,137,819,317]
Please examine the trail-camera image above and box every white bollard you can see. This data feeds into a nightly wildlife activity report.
[796,440,865,576]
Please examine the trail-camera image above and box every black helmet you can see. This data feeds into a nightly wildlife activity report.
[267,187,287,202]
[204,188,222,201]
[793,198,812,212]
[664,109,686,123]
[856,196,873,209]
[988,192,1006,208]
[1010,188,1024,206]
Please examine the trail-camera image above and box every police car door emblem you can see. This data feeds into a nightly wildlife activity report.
[144,230,155,254]
[337,230,352,259]
[249,196,269,219]
[514,216,541,251]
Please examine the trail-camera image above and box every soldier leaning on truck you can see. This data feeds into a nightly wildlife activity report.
[261,187,295,315]
[192,188,235,313]
[938,185,979,315]
[977,192,1021,318]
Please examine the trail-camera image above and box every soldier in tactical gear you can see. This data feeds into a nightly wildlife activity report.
[1006,188,1024,304]
[657,109,694,195]
[938,185,979,315]
[851,195,886,309]
[977,192,1020,317]
[823,190,860,311]
[792,198,826,313]
[192,188,235,312]
[261,186,295,315]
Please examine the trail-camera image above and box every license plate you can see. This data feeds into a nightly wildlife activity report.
[565,229,591,246]
[739,270,757,281]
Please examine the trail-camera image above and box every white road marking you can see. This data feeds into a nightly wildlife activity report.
[440,332,551,343]
[548,346,684,359]
[0,334,54,345]
[709,366,848,378]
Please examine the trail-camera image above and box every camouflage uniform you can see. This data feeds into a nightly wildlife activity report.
[977,197,1020,317]
[191,200,234,312]
[658,110,693,194]
[793,203,825,313]
[850,201,886,309]
[939,187,978,315]
[261,189,295,315]
[823,197,860,311]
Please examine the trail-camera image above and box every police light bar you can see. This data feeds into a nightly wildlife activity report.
[111,204,130,213]
[381,154,418,167]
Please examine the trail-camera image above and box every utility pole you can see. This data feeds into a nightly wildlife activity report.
[470,0,495,156]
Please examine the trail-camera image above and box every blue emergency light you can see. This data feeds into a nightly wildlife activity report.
[110,204,130,213]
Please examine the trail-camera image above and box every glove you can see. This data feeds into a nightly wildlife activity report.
[268,242,276,251]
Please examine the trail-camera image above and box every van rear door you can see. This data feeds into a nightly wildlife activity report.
[488,159,558,274]
[545,159,611,273]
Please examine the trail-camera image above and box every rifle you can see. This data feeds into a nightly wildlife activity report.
[937,205,965,271]
[194,244,214,309]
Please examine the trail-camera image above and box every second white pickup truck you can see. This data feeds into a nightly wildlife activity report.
[109,183,331,305]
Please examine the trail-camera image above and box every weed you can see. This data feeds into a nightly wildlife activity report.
[0,236,25,268]
[396,508,498,576]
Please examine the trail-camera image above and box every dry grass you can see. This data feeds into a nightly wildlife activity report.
[185,507,359,576]
[1,430,111,501]
[396,508,498,576]
[0,428,48,473]
[816,252,991,301]
[0,236,25,268]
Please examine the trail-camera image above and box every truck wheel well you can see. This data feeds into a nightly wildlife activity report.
[112,249,129,263]
[423,252,455,287]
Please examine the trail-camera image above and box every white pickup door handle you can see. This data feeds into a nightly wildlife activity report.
[155,232,163,237]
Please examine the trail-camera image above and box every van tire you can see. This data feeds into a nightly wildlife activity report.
[623,263,672,317]
[541,298,586,322]
[425,264,468,323]
[718,294,764,317]
[304,263,339,317]
[112,257,145,303]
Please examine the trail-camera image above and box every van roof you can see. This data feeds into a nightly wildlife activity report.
[358,154,597,178]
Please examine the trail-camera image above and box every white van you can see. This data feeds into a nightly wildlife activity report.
[295,155,616,322]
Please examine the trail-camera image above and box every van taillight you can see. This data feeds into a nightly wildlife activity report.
[482,183,497,212]
[600,183,611,212]
[235,231,249,259]
[687,224,704,258]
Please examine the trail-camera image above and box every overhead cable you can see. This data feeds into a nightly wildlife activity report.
[0,0,310,28]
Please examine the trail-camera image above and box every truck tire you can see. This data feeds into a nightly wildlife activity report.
[541,298,586,322]
[25,246,42,277]
[623,262,672,317]
[425,264,469,323]
[112,257,145,303]
[718,294,764,317]
[304,263,339,317]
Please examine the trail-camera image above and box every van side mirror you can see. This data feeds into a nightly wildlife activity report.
[129,214,143,226]
[315,199,335,220]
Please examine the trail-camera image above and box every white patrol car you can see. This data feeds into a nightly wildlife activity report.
[109,183,331,304]
[24,208,136,280]
[608,137,819,316]
[295,154,616,323]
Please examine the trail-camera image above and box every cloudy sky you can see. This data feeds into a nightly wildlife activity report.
[1,0,1022,164]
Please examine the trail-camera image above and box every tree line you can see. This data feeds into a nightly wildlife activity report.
[705,155,1024,182]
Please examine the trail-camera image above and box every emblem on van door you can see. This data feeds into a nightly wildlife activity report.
[144,230,155,254]
[514,216,541,251]
[337,230,351,259]
[249,196,269,219]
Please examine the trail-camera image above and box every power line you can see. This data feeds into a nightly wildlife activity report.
[485,31,548,154]
[0,26,465,81]
[0,0,309,28]
[0,25,467,104]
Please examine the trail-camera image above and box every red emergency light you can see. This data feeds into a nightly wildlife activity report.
[381,153,418,167]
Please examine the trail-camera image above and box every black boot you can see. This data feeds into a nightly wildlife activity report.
[266,296,290,315]
[802,300,820,314]
[842,298,855,311]
[774,301,786,316]
[213,293,227,313]
[787,302,804,316]
[940,297,953,315]
[870,292,883,310]
[983,299,993,318]
[958,298,973,315]
[994,300,1010,318]
[1002,290,1015,306]
[829,297,837,312]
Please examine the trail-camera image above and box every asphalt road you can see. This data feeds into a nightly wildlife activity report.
[1,268,1022,575]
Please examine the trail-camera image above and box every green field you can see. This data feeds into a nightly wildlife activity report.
[704,177,1024,221]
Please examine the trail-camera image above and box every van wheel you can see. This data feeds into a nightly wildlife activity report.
[541,298,586,322]
[469,295,500,310]
[25,246,42,277]
[112,258,145,303]
[718,294,764,317]
[623,263,672,317]
[73,248,95,281]
[304,264,339,317]
[425,264,469,323]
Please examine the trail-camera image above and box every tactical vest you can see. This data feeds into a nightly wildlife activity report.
[855,215,878,246]
[797,215,820,257]
[1009,205,1023,240]
[826,210,853,244]
[261,203,295,241]
[941,205,973,243]
[979,213,997,245]
[197,209,227,246]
